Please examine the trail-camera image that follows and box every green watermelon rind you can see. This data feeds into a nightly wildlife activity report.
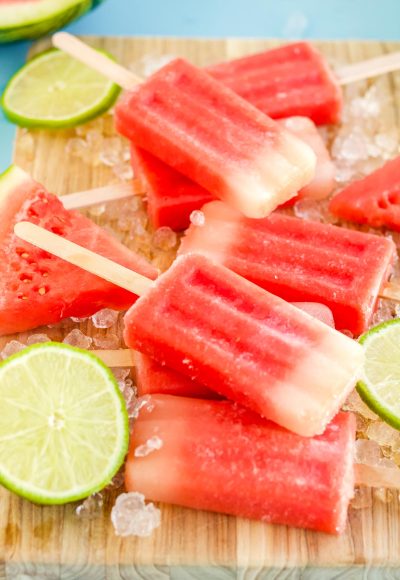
[1,48,121,129]
[0,0,104,44]
[0,165,29,205]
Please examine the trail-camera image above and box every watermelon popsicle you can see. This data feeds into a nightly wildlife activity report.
[179,201,396,336]
[130,116,334,230]
[114,58,317,218]
[125,395,356,534]
[13,223,363,437]
[207,41,400,126]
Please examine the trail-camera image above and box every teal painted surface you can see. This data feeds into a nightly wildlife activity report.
[0,0,399,169]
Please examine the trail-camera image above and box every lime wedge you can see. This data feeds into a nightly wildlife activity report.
[357,319,400,430]
[1,49,120,128]
[0,342,129,504]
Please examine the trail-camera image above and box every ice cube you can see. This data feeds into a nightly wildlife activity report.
[190,210,205,227]
[152,227,178,251]
[111,492,161,537]
[99,137,123,167]
[113,162,134,181]
[88,204,106,218]
[354,439,382,465]
[134,435,164,457]
[367,421,400,448]
[93,333,120,350]
[63,329,93,350]
[130,395,154,419]
[76,492,104,519]
[1,340,25,360]
[26,333,51,346]
[112,368,131,382]
[343,390,378,420]
[91,309,119,329]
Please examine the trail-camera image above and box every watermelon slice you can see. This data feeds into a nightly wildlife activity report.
[0,165,157,336]
[329,156,400,231]
[0,0,106,43]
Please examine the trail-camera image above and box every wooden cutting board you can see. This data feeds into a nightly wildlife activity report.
[1,36,400,579]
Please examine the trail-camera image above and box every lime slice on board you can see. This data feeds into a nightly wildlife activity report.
[2,49,120,128]
[357,318,400,430]
[0,342,129,504]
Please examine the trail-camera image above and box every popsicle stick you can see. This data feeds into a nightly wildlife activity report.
[53,32,142,91]
[61,181,142,210]
[14,222,153,296]
[92,349,135,367]
[336,51,400,85]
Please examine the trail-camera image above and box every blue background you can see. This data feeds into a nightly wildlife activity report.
[1,0,399,168]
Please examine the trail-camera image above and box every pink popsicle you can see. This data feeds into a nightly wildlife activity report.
[179,201,396,336]
[124,253,363,437]
[130,116,333,230]
[207,42,343,125]
[126,395,356,534]
[115,58,316,218]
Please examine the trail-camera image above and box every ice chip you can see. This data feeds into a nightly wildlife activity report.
[1,340,25,360]
[152,227,178,251]
[366,421,400,448]
[111,492,161,537]
[63,329,93,350]
[26,333,51,346]
[93,333,120,350]
[134,435,164,457]
[354,439,382,465]
[76,492,104,519]
[91,309,119,329]
[190,210,206,227]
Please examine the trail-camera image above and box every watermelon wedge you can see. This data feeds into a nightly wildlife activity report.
[329,156,400,231]
[0,0,106,43]
[0,165,157,336]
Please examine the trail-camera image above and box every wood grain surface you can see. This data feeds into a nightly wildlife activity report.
[1,36,400,579]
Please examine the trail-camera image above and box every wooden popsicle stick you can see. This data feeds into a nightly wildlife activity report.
[53,32,142,91]
[14,222,153,296]
[92,349,135,367]
[336,51,400,85]
[61,181,143,210]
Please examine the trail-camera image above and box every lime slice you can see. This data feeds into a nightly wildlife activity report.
[357,318,400,430]
[0,342,129,504]
[1,49,120,128]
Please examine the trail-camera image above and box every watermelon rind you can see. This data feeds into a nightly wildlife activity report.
[0,0,106,43]
[0,165,29,205]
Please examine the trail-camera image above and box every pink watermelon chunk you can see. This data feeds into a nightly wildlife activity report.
[0,166,157,336]
[329,156,400,231]
[125,395,356,534]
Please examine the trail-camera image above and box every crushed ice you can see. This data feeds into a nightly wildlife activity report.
[111,492,161,537]
[63,329,93,349]
[134,436,164,457]
[91,308,119,329]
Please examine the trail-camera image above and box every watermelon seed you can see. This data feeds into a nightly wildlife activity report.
[38,287,47,296]
[17,294,28,301]
[21,252,29,259]
[19,274,32,283]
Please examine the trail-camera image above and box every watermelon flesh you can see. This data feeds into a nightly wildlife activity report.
[0,166,157,336]
[126,395,356,534]
[329,156,400,231]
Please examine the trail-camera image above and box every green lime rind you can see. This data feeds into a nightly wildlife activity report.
[357,318,400,431]
[0,342,129,505]
[1,48,120,129]
[0,0,102,44]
